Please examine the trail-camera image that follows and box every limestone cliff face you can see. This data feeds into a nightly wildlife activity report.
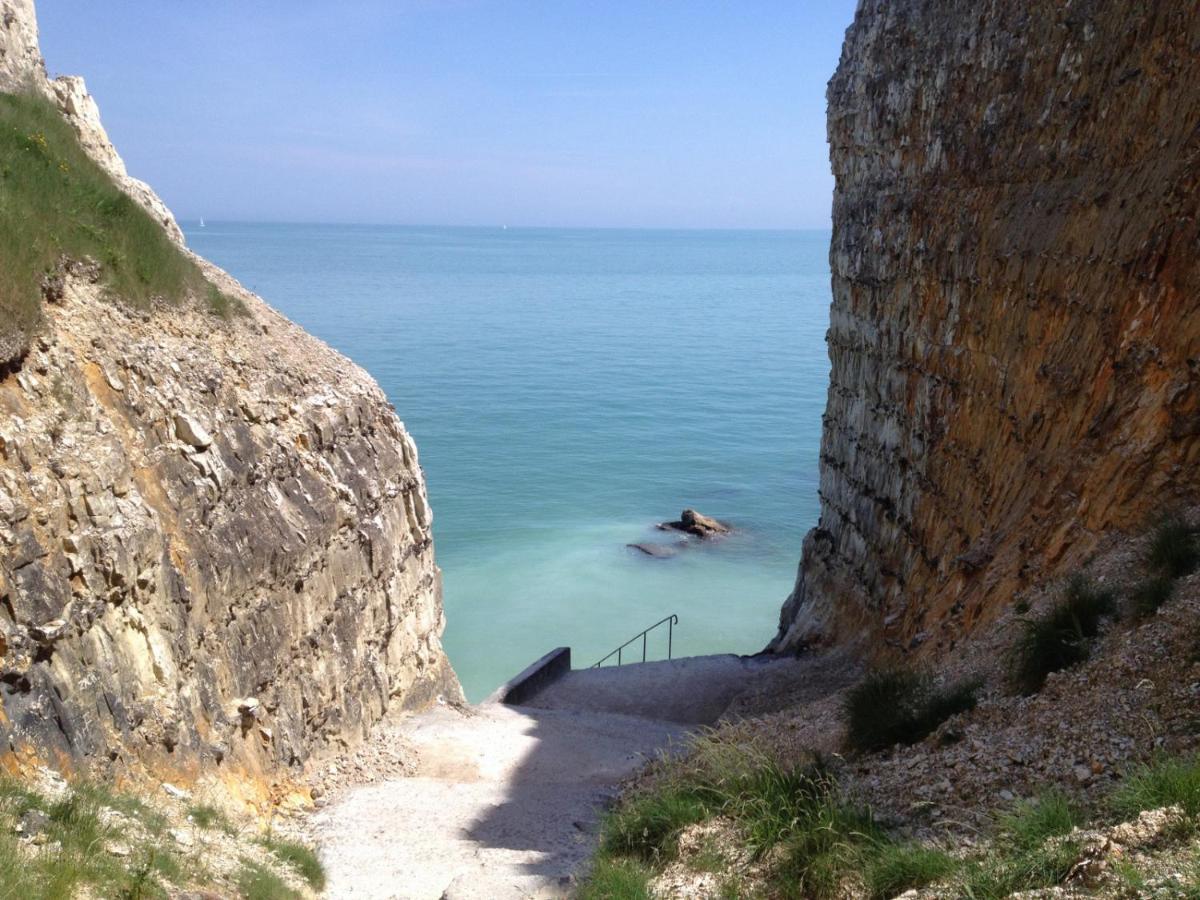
[775,0,1200,654]
[0,1,461,791]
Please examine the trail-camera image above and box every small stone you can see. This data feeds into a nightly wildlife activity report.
[1073,764,1093,783]
[29,620,68,644]
[237,697,261,725]
[17,809,49,838]
[173,414,213,449]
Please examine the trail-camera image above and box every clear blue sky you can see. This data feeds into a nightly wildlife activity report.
[38,2,856,229]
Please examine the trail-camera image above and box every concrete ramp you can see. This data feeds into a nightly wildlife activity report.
[520,654,800,724]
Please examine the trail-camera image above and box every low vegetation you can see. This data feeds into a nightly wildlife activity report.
[588,736,963,899]
[0,90,240,359]
[262,833,327,892]
[582,710,1200,898]
[1147,516,1200,579]
[954,792,1085,898]
[0,774,320,899]
[1111,754,1200,823]
[1008,575,1116,694]
[577,858,654,900]
[1129,574,1176,620]
[843,668,980,753]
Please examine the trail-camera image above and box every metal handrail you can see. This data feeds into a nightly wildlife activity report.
[592,614,678,668]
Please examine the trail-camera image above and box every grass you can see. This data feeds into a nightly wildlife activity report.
[843,668,980,753]
[586,737,956,899]
[1008,575,1116,694]
[577,858,654,900]
[261,834,326,891]
[1129,574,1176,619]
[1112,754,1200,822]
[235,859,301,900]
[186,802,224,829]
[0,775,306,899]
[1148,517,1199,578]
[600,781,709,862]
[861,842,957,900]
[583,737,1200,900]
[958,792,1083,899]
[0,90,241,359]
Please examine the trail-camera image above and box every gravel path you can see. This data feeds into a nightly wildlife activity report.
[309,653,854,899]
[310,702,687,898]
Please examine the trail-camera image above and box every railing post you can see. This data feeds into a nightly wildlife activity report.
[668,617,673,660]
[617,646,621,666]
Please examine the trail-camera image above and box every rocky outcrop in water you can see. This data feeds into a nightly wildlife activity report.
[658,509,731,539]
[0,0,460,797]
[774,0,1200,654]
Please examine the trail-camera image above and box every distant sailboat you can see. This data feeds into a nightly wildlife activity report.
[199,217,206,228]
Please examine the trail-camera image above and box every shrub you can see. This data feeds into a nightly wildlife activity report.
[1008,576,1115,695]
[1112,754,1200,822]
[1129,575,1175,620]
[1148,517,1199,578]
[844,669,980,753]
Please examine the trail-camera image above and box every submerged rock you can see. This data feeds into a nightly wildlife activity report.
[657,508,731,539]
[627,542,686,559]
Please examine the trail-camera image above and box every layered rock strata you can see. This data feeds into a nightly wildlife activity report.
[775,0,1200,653]
[0,0,460,791]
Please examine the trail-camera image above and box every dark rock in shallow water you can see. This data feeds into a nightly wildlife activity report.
[627,542,685,559]
[657,508,731,539]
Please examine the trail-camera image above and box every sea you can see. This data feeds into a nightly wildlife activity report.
[185,224,831,702]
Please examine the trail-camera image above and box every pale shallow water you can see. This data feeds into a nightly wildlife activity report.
[186,224,830,701]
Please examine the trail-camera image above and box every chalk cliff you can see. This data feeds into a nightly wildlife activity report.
[775,0,1200,653]
[0,0,460,794]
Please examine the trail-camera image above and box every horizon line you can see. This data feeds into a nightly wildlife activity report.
[181,219,834,233]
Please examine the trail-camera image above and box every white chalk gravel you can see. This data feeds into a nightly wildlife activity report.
[310,653,849,898]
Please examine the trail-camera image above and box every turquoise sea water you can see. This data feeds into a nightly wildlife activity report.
[185,225,831,701]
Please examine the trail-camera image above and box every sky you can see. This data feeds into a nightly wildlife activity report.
[37,2,857,229]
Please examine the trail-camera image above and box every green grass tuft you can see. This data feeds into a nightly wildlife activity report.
[1008,576,1116,694]
[844,669,980,753]
[0,90,236,357]
[261,834,326,892]
[1112,754,1200,822]
[956,791,1083,899]
[186,803,228,832]
[996,791,1081,852]
[600,782,709,862]
[1129,574,1176,620]
[577,857,654,900]
[861,842,957,900]
[1148,517,1199,578]
[236,859,300,900]
[205,282,245,319]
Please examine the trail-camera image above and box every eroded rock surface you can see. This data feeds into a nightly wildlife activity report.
[0,0,460,794]
[775,0,1200,654]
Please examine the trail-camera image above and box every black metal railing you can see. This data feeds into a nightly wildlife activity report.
[592,614,678,668]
